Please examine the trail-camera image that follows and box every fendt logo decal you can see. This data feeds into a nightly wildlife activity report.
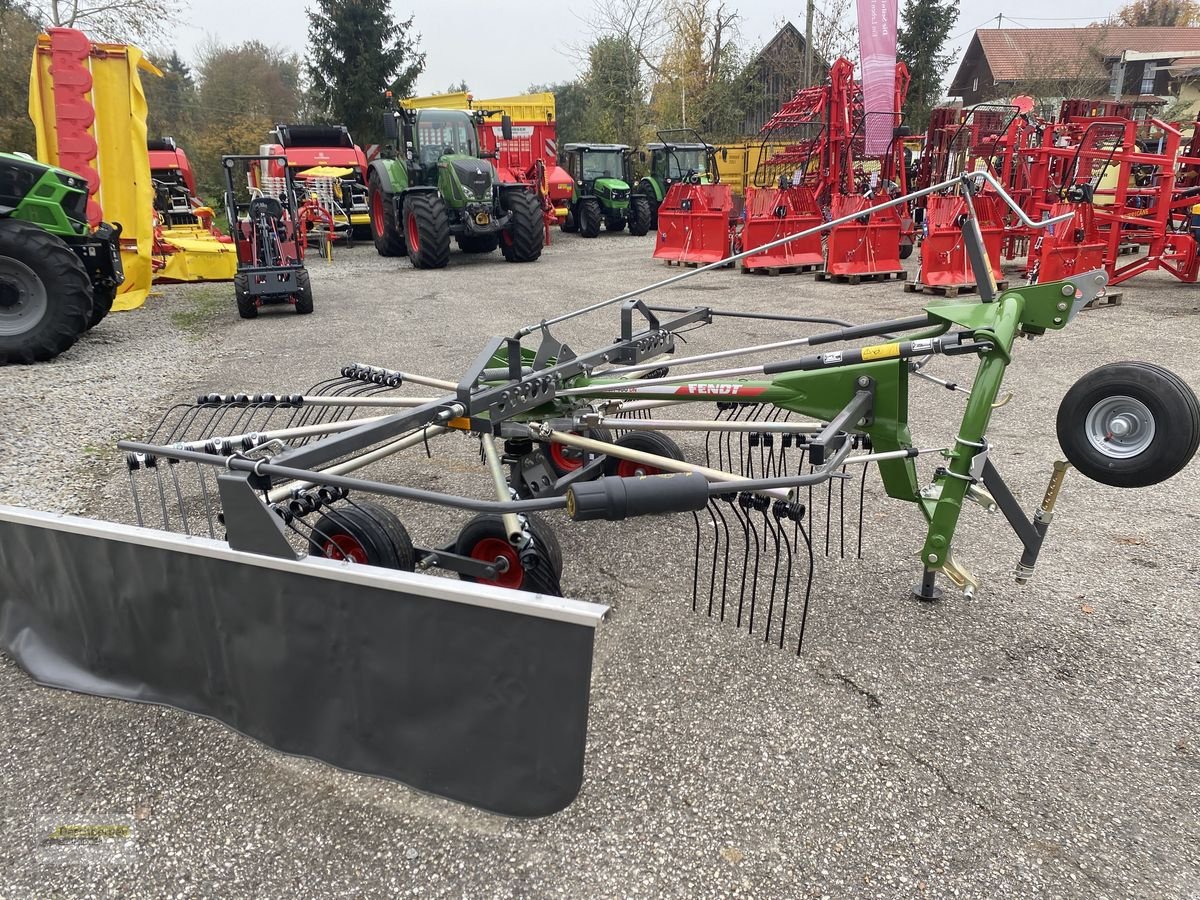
[674,384,767,397]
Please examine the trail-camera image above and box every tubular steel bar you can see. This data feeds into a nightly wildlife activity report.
[514,171,1074,338]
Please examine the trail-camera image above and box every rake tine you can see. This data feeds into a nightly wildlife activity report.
[795,516,817,656]
[151,461,172,531]
[762,500,781,643]
[740,493,762,634]
[775,503,796,650]
[839,463,847,560]
[733,493,751,629]
[195,463,217,539]
[857,463,868,559]
[167,461,191,537]
[713,499,733,622]
[691,509,703,612]
[705,501,721,617]
[126,466,144,526]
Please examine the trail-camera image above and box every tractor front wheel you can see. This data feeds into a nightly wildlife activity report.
[368,171,405,257]
[500,191,544,263]
[234,272,257,319]
[404,193,451,269]
[0,218,92,364]
[578,198,602,238]
[629,195,653,236]
[293,269,314,314]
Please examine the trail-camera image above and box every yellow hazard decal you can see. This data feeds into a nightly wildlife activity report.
[861,343,901,361]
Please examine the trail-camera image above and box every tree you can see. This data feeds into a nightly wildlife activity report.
[143,49,196,144]
[305,0,425,144]
[896,0,958,131]
[445,79,469,93]
[811,0,857,69]
[0,0,39,155]
[27,0,185,44]
[584,33,648,146]
[1115,0,1200,25]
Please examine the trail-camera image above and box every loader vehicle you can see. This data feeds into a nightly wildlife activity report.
[560,143,652,237]
[0,152,123,363]
[367,103,543,267]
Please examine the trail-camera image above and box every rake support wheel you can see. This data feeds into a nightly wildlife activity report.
[308,501,415,570]
[455,514,563,596]
[602,431,686,477]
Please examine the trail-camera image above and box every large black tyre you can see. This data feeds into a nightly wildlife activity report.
[87,282,116,330]
[629,195,653,236]
[454,513,563,595]
[293,268,314,314]
[602,431,685,477]
[1056,361,1200,488]
[233,272,257,319]
[604,215,626,233]
[499,190,544,262]
[404,192,451,269]
[457,234,500,254]
[368,171,405,257]
[899,240,914,260]
[0,218,92,364]
[578,197,602,238]
[308,500,415,570]
[561,204,579,233]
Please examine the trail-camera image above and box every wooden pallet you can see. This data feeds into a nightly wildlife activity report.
[662,258,729,269]
[1117,243,1142,257]
[1083,290,1123,310]
[814,269,906,285]
[903,279,1010,299]
[741,262,824,276]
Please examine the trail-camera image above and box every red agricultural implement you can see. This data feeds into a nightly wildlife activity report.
[652,181,737,265]
[739,184,823,272]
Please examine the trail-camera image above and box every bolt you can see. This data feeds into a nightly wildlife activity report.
[1061,284,1074,296]
[857,376,870,388]
[1056,301,1068,311]
[927,553,939,564]
[1053,317,1063,325]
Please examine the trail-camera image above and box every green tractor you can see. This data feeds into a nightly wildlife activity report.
[0,152,123,364]
[636,129,722,229]
[559,144,652,238]
[367,105,543,268]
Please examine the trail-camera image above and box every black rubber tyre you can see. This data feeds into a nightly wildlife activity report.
[0,218,92,364]
[308,500,415,570]
[457,234,500,254]
[499,190,544,262]
[1056,361,1200,488]
[561,204,579,233]
[293,268,314,314]
[602,431,685,477]
[544,427,614,477]
[233,272,257,319]
[899,240,914,260]
[629,195,653,236]
[648,197,661,230]
[454,513,563,595]
[368,171,405,257]
[87,282,116,330]
[605,215,626,233]
[404,192,451,269]
[578,197,602,238]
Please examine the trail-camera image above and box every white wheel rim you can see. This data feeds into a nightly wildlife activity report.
[1085,395,1156,459]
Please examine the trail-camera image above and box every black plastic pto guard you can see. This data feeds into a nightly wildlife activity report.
[0,507,607,818]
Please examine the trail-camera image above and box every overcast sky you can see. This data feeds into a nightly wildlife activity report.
[170,0,1116,98]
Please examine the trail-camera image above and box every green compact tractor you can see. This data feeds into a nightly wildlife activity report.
[367,105,543,268]
[0,152,123,364]
[637,129,722,229]
[560,144,652,238]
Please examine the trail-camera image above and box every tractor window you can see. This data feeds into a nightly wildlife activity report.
[581,151,624,181]
[665,149,706,179]
[416,112,478,166]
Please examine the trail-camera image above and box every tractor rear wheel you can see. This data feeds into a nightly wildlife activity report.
[234,272,257,319]
[293,269,314,314]
[404,193,451,269]
[578,198,602,238]
[629,195,653,236]
[561,205,579,232]
[368,171,405,257]
[0,218,92,364]
[500,190,543,263]
[457,234,500,254]
[87,283,116,330]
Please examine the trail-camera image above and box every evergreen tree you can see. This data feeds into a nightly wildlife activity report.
[144,50,197,144]
[896,0,958,132]
[306,0,425,144]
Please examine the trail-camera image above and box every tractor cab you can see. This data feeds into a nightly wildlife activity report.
[559,144,651,238]
[638,129,721,228]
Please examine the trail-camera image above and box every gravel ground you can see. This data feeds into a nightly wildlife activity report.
[1,234,1199,899]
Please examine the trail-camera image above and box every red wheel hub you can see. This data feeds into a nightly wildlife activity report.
[469,537,523,589]
[371,191,384,235]
[615,459,662,477]
[406,213,420,253]
[549,439,586,472]
[323,534,368,563]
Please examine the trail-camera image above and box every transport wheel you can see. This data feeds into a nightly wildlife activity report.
[455,513,563,595]
[603,431,685,477]
[234,272,257,319]
[368,171,405,256]
[457,234,500,254]
[545,427,613,477]
[629,195,653,236]
[1056,361,1200,488]
[0,218,92,364]
[500,190,544,262]
[293,269,314,314]
[578,198,602,238]
[308,500,415,570]
[404,193,450,269]
[87,282,116,330]
[561,205,579,233]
